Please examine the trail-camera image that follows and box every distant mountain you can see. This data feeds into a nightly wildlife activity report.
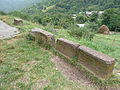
[0,0,42,13]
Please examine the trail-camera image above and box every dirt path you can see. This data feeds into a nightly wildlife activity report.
[0,20,19,39]
[51,55,95,88]
[51,56,120,90]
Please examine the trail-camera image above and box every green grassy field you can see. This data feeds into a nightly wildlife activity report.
[0,37,96,90]
[0,15,120,89]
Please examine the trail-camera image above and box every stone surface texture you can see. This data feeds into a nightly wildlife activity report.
[31,28,55,46]
[56,38,80,58]
[14,18,23,25]
[78,45,116,78]
[0,20,19,39]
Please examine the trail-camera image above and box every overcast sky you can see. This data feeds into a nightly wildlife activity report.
[0,0,41,12]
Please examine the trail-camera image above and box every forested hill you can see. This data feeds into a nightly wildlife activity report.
[19,0,120,30]
[23,0,120,14]
[0,0,41,13]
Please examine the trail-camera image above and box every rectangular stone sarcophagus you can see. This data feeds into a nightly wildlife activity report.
[56,38,80,59]
[78,45,116,78]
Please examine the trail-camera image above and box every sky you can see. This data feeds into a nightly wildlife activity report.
[0,0,42,12]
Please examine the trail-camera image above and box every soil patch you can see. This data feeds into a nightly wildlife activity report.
[51,56,93,86]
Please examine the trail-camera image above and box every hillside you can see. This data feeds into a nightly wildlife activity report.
[21,0,120,30]
[23,0,120,14]
[0,15,120,89]
[0,0,120,89]
[0,0,41,13]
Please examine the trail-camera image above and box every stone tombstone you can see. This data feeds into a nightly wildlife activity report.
[14,18,23,25]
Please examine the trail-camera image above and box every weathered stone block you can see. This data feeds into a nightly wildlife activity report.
[78,45,116,78]
[30,28,55,47]
[14,18,23,25]
[56,38,80,59]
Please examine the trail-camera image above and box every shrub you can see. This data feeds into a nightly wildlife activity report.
[89,12,99,23]
[0,11,7,15]
[102,8,120,31]
[43,23,54,32]
[68,25,95,40]
[9,11,31,20]
[76,14,88,24]
[86,22,99,32]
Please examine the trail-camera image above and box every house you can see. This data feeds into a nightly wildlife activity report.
[77,24,85,28]
[85,11,104,17]
[98,11,104,15]
[85,11,93,17]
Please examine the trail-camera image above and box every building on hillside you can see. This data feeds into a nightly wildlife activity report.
[98,11,104,15]
[85,11,104,17]
[85,11,93,17]
[77,24,85,28]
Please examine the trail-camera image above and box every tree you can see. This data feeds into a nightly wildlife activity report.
[0,11,7,15]
[89,12,99,23]
[102,8,120,31]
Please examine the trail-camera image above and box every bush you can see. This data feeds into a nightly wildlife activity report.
[68,25,95,40]
[86,22,99,32]
[9,11,31,20]
[43,23,54,32]
[0,11,7,15]
[102,8,120,31]
[76,14,88,24]
[89,12,98,23]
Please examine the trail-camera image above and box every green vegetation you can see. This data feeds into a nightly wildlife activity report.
[0,0,120,89]
[0,11,7,15]
[0,14,120,89]
[76,14,88,24]
[0,38,91,89]
[9,11,31,21]
[102,8,120,31]
[55,28,120,62]
[24,0,120,14]
[20,0,120,30]
[0,15,43,33]
[1,0,120,32]
[2,15,119,70]
[68,25,95,40]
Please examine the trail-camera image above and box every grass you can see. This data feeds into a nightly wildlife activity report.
[0,15,44,33]
[0,15,120,89]
[0,40,4,63]
[0,37,95,90]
